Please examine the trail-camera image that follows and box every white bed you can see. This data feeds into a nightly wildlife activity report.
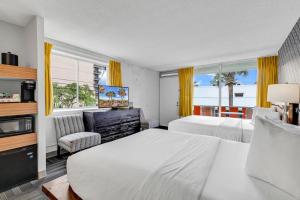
[67,129,294,200]
[168,115,254,143]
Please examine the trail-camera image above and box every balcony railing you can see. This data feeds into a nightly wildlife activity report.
[193,105,253,119]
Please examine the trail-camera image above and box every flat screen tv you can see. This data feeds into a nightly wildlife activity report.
[98,85,129,108]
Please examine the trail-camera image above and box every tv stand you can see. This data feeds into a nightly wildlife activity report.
[83,108,141,143]
[111,107,128,110]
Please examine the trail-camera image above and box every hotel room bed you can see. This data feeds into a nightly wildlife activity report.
[67,128,294,200]
[168,115,254,143]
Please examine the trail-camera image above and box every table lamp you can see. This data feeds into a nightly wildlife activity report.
[267,84,300,124]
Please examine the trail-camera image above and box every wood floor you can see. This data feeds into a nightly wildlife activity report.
[0,155,68,200]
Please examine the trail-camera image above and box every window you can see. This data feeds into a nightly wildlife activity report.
[194,66,220,117]
[52,53,107,109]
[194,60,257,119]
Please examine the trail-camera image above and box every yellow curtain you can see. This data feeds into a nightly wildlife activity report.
[45,42,53,116]
[178,67,194,117]
[256,56,278,108]
[108,60,122,86]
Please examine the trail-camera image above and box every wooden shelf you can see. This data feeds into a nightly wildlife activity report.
[0,133,37,152]
[0,102,37,117]
[0,64,37,80]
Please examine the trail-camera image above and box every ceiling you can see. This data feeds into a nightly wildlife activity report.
[0,0,299,71]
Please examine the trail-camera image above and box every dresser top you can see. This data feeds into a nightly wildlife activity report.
[83,108,139,113]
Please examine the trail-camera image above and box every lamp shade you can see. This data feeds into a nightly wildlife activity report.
[267,84,300,104]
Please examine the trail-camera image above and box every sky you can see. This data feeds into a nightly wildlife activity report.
[194,69,257,86]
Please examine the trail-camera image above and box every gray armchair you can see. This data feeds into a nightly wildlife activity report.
[54,114,101,156]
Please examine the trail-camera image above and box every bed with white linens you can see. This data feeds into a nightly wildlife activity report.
[168,108,281,143]
[168,115,254,143]
[67,116,299,200]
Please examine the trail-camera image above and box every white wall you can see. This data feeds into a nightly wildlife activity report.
[45,59,160,153]
[122,62,159,120]
[0,20,26,66]
[0,21,26,94]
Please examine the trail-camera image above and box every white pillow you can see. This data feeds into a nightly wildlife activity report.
[246,116,300,198]
[251,107,280,125]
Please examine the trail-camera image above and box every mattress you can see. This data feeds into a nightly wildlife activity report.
[201,140,295,200]
[168,115,254,143]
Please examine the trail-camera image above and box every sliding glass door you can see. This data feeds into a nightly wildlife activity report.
[194,65,220,117]
[193,60,257,119]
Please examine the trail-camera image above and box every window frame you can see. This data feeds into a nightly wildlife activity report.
[51,51,108,111]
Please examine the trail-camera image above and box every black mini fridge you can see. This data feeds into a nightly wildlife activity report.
[0,145,37,192]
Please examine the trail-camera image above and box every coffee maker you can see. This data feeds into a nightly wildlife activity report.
[21,81,36,102]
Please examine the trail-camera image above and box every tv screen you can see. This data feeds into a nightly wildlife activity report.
[98,85,129,108]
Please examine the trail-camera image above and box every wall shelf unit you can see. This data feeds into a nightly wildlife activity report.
[0,133,37,152]
[0,64,37,80]
[0,102,37,117]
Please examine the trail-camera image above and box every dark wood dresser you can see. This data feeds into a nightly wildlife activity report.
[83,108,141,143]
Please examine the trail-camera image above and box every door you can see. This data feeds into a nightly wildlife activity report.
[160,76,179,126]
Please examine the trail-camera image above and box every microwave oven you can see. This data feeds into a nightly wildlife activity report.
[0,115,34,138]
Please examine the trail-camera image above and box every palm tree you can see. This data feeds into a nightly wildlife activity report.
[211,71,248,107]
[118,88,127,103]
[106,91,116,105]
[98,85,105,94]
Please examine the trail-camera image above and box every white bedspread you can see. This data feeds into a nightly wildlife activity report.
[168,115,254,143]
[201,140,296,200]
[67,129,220,200]
[67,129,295,200]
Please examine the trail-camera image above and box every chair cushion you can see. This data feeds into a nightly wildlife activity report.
[58,132,101,153]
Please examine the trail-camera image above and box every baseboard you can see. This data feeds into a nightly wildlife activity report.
[46,151,57,158]
[47,144,57,154]
[38,170,47,179]
[47,148,69,158]
[157,125,168,130]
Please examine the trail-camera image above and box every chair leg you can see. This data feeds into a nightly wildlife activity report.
[57,146,61,158]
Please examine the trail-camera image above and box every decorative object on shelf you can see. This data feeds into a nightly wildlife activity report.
[1,52,18,66]
[0,93,20,103]
[21,81,36,102]
[0,92,8,99]
[267,84,300,125]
